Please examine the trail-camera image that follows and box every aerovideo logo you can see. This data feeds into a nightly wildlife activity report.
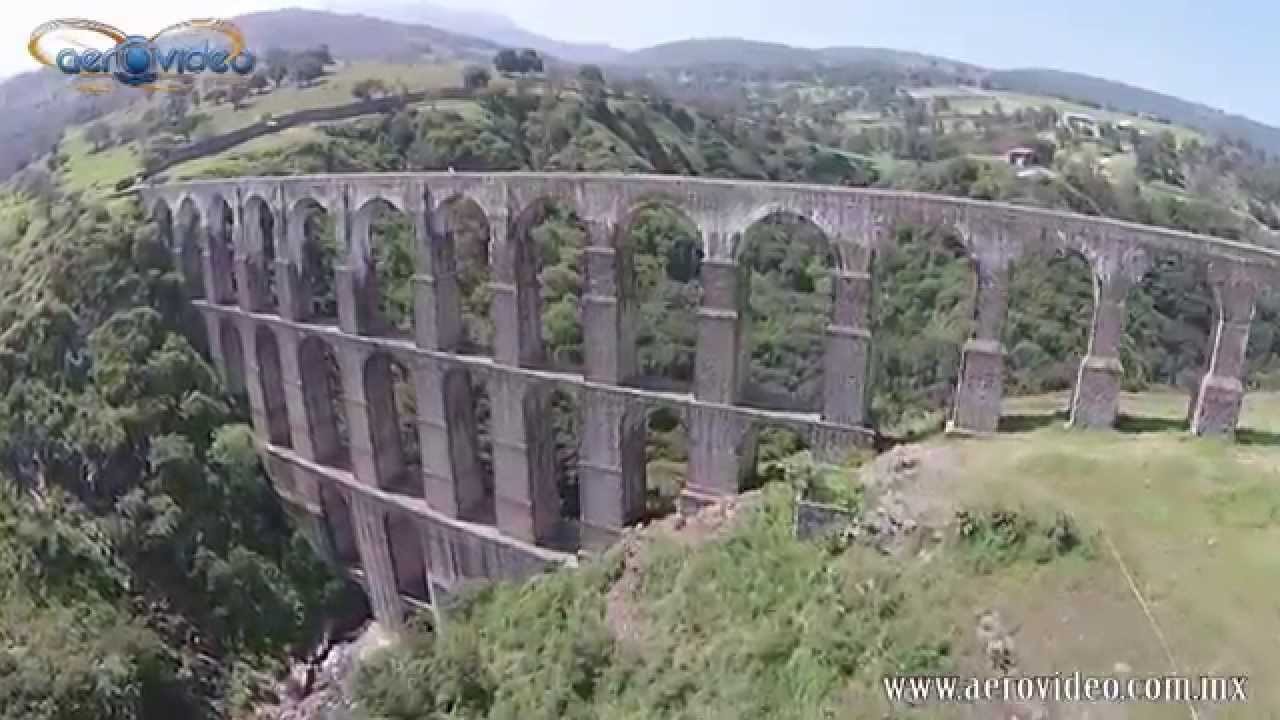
[28,18,257,93]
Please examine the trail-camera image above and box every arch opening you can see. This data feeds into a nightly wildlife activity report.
[359,198,414,336]
[1118,252,1214,431]
[362,353,417,492]
[218,319,245,394]
[255,326,291,446]
[295,199,340,321]
[439,196,495,355]
[626,203,704,393]
[385,512,430,603]
[870,226,975,435]
[244,196,278,312]
[512,199,588,372]
[737,211,836,413]
[209,195,237,304]
[319,486,360,567]
[176,198,205,299]
[299,336,350,468]
[643,405,690,519]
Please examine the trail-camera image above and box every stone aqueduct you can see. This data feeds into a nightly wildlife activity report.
[139,172,1279,629]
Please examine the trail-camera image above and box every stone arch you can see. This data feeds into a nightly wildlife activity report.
[643,403,690,518]
[504,197,592,370]
[205,194,238,304]
[255,325,290,446]
[149,197,175,253]
[175,196,205,298]
[289,197,339,321]
[869,223,975,431]
[618,199,705,392]
[218,318,245,393]
[362,352,412,489]
[1119,252,1214,429]
[352,197,413,335]
[242,195,278,312]
[385,511,429,603]
[319,484,359,567]
[1003,245,1095,412]
[298,335,349,468]
[735,208,838,412]
[433,194,495,354]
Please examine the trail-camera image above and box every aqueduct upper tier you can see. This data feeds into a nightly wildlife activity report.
[140,172,1280,629]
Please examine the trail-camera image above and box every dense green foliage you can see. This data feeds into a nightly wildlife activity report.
[0,196,355,718]
[354,486,1090,719]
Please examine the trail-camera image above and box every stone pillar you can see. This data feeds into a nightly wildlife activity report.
[1069,275,1130,429]
[337,200,384,336]
[202,214,237,305]
[236,200,273,313]
[340,345,405,489]
[689,253,757,496]
[490,210,545,368]
[488,372,560,544]
[415,363,486,520]
[582,223,637,383]
[350,493,404,631]
[277,204,309,321]
[1190,262,1258,436]
[274,327,328,509]
[203,311,228,378]
[413,204,485,520]
[950,261,1010,435]
[823,251,873,426]
[579,390,647,549]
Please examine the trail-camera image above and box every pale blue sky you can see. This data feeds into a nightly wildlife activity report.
[436,0,1278,125]
[7,0,1275,124]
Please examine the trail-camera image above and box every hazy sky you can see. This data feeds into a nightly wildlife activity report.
[6,0,1278,125]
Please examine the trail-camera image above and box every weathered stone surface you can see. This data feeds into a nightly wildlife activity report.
[142,171,1280,619]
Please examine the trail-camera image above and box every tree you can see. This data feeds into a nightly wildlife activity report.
[85,122,113,153]
[248,71,270,93]
[578,64,605,88]
[352,78,388,101]
[519,49,544,74]
[265,48,291,87]
[494,48,520,74]
[291,55,326,87]
[228,83,250,110]
[463,65,491,91]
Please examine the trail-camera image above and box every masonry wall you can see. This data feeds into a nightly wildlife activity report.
[145,172,1279,629]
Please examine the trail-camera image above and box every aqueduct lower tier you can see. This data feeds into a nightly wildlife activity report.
[140,172,1280,629]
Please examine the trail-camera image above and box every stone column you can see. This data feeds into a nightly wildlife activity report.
[823,247,873,427]
[1190,262,1258,436]
[336,199,384,336]
[277,203,310,322]
[339,344,404,489]
[236,200,273,313]
[413,203,485,520]
[579,390,647,550]
[950,261,1010,435]
[203,311,228,379]
[202,213,237,305]
[488,372,560,544]
[578,221,646,547]
[689,252,757,496]
[489,210,544,368]
[350,493,404,631]
[1069,275,1131,429]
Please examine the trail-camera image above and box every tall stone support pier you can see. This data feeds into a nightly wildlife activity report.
[579,228,648,547]
[414,202,485,522]
[1190,262,1259,436]
[823,245,873,427]
[690,254,757,496]
[950,261,1010,435]
[488,210,560,544]
[1070,275,1132,429]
